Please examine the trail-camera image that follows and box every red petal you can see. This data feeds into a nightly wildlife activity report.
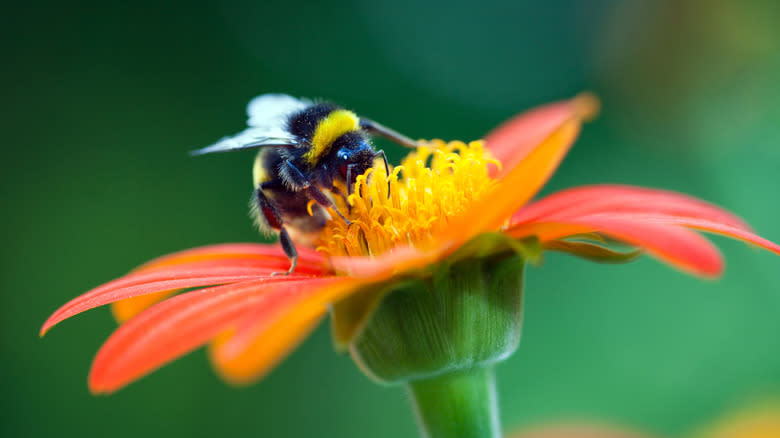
[508,216,724,277]
[133,256,328,276]
[107,257,328,324]
[512,184,751,230]
[40,263,317,336]
[88,276,355,394]
[508,185,780,271]
[601,213,780,256]
[135,243,325,273]
[484,93,599,179]
[41,249,330,336]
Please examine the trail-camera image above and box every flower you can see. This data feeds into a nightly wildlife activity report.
[503,404,780,438]
[508,423,656,438]
[700,403,780,438]
[41,93,780,394]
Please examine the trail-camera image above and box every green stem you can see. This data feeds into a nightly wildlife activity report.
[407,367,500,438]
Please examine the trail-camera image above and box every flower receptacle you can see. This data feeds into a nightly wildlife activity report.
[347,252,525,384]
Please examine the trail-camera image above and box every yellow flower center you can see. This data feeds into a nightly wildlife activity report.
[316,139,500,257]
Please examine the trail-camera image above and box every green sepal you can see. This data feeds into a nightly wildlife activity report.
[544,239,642,263]
[330,280,409,352]
[349,252,525,384]
[330,232,537,352]
[448,232,542,265]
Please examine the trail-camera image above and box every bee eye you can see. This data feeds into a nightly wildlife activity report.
[337,150,351,178]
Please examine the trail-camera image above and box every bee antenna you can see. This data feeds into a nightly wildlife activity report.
[374,150,391,196]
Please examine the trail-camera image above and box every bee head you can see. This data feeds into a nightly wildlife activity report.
[333,135,375,183]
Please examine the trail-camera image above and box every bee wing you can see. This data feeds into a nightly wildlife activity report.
[190,127,299,156]
[246,93,312,129]
[191,93,312,156]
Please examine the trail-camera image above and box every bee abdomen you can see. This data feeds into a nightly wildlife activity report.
[251,185,328,241]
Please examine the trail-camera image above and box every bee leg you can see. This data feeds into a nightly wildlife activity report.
[275,228,298,276]
[254,185,298,275]
[346,163,357,196]
[306,185,351,225]
[282,159,351,226]
[330,185,351,213]
[360,118,418,148]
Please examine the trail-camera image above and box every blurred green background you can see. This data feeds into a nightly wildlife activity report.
[3,1,780,437]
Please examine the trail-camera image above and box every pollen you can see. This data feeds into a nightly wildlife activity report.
[317,139,500,257]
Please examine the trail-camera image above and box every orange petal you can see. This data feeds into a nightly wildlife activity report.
[328,241,454,279]
[484,92,599,179]
[439,111,583,247]
[88,276,355,394]
[209,275,373,384]
[508,217,724,277]
[209,311,325,385]
[112,290,179,323]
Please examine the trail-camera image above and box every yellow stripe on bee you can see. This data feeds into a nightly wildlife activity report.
[252,154,269,186]
[304,109,360,164]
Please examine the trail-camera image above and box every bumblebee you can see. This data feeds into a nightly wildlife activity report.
[192,94,417,274]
